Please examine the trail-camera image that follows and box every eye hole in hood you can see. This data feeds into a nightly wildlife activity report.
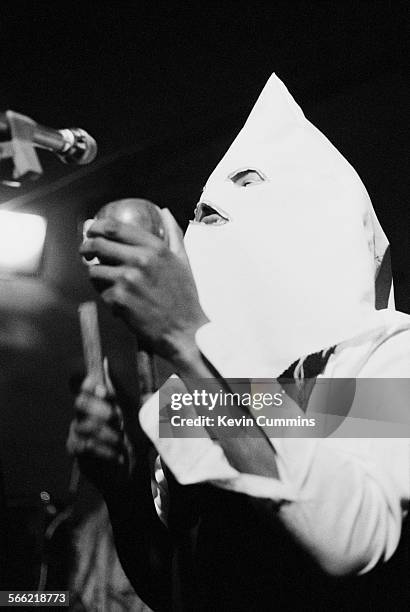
[228,168,266,187]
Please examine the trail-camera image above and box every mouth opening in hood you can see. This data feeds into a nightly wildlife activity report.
[194,202,230,225]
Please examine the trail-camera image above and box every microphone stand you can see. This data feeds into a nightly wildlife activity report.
[0,112,69,154]
[0,110,97,185]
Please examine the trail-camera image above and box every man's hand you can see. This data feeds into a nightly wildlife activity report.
[66,375,135,496]
[80,209,208,367]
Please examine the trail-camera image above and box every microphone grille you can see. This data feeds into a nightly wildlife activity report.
[58,127,97,165]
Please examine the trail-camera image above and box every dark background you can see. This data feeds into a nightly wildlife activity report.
[0,0,408,592]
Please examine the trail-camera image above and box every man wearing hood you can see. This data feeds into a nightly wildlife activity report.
[68,75,409,611]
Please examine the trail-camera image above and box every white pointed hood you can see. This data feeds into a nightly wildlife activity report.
[184,74,393,377]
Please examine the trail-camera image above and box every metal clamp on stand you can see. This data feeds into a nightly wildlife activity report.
[0,111,43,185]
[0,110,97,187]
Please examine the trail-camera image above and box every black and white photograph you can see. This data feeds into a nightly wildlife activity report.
[0,2,409,610]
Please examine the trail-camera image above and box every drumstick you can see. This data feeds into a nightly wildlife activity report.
[67,301,105,505]
[78,301,105,388]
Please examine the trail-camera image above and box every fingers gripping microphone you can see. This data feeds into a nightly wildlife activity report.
[92,198,166,404]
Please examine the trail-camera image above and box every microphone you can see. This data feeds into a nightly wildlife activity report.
[82,198,166,266]
[95,198,165,239]
[0,111,97,165]
[54,127,97,165]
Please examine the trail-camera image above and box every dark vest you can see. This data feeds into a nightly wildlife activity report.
[165,474,409,611]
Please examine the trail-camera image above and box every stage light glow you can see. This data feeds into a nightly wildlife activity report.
[0,210,47,274]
